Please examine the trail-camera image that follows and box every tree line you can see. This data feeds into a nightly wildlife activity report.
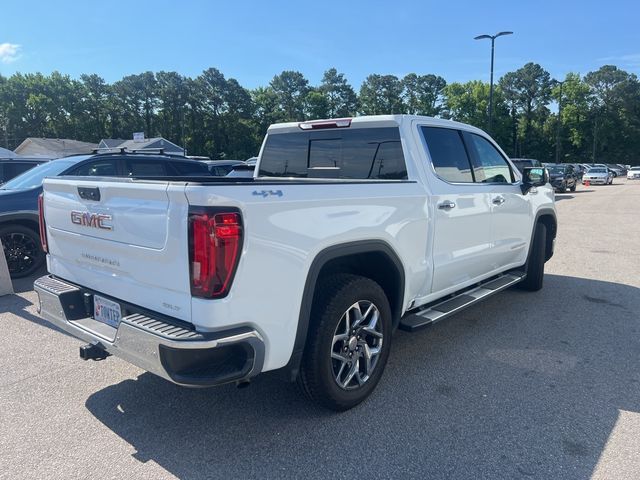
[1,63,639,164]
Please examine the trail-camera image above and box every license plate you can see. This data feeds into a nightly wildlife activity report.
[93,295,121,328]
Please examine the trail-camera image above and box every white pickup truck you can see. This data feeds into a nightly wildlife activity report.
[35,115,556,411]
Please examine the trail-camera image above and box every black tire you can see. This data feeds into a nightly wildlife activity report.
[557,183,566,193]
[517,223,547,292]
[0,225,45,279]
[298,274,392,411]
[570,182,576,192]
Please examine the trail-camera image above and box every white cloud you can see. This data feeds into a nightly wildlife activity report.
[597,53,640,69]
[0,43,21,63]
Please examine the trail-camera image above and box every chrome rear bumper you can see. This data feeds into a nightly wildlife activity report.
[34,275,265,387]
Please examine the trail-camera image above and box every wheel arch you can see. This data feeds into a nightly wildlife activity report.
[281,240,406,381]
[532,208,557,262]
[0,213,40,235]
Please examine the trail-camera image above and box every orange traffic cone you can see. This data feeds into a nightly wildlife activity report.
[585,179,590,187]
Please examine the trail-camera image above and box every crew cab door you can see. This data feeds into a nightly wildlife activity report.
[461,131,531,271]
[419,126,494,293]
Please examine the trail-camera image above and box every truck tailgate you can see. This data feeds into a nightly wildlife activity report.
[42,178,193,321]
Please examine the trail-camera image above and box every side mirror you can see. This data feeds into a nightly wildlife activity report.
[521,167,548,194]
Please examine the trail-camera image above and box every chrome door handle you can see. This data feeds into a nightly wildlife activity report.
[492,196,506,205]
[438,200,456,210]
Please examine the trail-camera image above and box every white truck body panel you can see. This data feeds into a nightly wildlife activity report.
[40,115,556,374]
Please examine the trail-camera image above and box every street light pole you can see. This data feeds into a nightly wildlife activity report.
[474,31,513,135]
[555,81,563,163]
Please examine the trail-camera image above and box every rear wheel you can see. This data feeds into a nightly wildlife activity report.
[517,223,547,292]
[298,274,392,411]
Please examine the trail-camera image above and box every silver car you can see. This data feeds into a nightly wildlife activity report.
[627,166,640,180]
[582,167,613,185]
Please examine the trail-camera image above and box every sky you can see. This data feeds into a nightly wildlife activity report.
[1,0,639,89]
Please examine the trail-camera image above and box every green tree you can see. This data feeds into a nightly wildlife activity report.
[498,63,552,158]
[270,71,310,121]
[79,74,109,141]
[402,73,446,116]
[305,89,330,120]
[584,65,640,163]
[319,68,357,117]
[359,74,404,114]
[156,71,187,147]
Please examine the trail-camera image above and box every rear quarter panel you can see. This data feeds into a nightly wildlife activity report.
[185,182,428,371]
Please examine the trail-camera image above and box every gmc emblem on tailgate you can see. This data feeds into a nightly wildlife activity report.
[70,211,113,230]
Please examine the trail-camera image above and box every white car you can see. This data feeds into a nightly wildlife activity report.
[583,167,613,185]
[627,166,640,180]
[35,115,557,410]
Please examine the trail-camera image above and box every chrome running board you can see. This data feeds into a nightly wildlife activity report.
[399,272,526,332]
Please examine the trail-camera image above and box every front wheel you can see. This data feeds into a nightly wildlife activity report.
[570,182,577,192]
[298,274,392,411]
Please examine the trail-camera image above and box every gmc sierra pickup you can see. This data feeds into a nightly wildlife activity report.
[35,115,556,411]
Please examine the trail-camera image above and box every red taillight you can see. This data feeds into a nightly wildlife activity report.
[38,194,48,253]
[189,209,243,298]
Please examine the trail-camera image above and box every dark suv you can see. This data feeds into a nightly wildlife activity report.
[0,158,50,184]
[546,164,579,193]
[510,158,542,173]
[0,152,209,278]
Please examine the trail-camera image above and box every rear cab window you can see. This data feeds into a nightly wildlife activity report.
[258,127,408,180]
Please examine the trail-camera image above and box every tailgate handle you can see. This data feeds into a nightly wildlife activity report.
[78,187,101,201]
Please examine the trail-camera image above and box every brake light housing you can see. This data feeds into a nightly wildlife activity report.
[38,193,48,253]
[188,208,243,298]
[298,118,352,130]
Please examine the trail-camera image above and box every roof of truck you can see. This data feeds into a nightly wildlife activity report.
[267,115,487,136]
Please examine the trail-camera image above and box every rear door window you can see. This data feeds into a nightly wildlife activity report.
[259,127,407,179]
[421,127,474,183]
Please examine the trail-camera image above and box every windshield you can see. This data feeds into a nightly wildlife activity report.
[588,168,606,173]
[0,159,76,190]
[547,166,565,174]
[631,167,640,171]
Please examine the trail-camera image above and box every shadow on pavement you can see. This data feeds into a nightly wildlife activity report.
[554,194,574,201]
[1,265,70,335]
[0,291,69,336]
[82,273,639,478]
[10,264,47,294]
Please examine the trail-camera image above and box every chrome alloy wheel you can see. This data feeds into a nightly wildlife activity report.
[331,300,383,390]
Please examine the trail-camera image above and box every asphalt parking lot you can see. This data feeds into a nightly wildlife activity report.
[1,180,639,480]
